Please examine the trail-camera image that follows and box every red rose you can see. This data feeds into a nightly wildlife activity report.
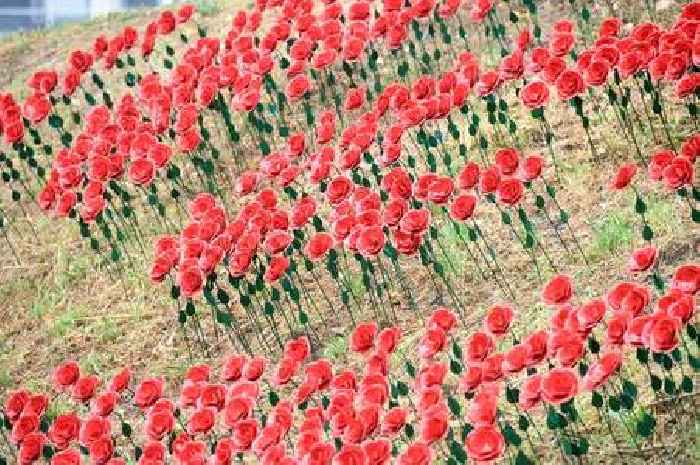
[648,150,674,180]
[128,159,155,186]
[458,162,480,190]
[599,17,621,37]
[494,148,520,175]
[542,56,566,83]
[231,419,259,452]
[671,264,699,295]
[419,408,448,445]
[345,87,366,111]
[48,414,80,449]
[224,397,254,427]
[475,70,500,97]
[177,128,201,152]
[584,60,610,86]
[362,438,390,465]
[518,374,542,410]
[22,94,51,124]
[465,425,505,462]
[357,226,385,257]
[681,134,700,162]
[286,75,311,101]
[157,11,176,34]
[448,194,477,221]
[272,357,298,386]
[555,69,585,100]
[496,177,524,205]
[484,304,514,336]
[326,176,353,205]
[662,156,694,189]
[481,353,504,382]
[542,274,573,305]
[305,232,334,261]
[619,51,643,80]
[479,166,500,193]
[583,351,622,391]
[243,356,266,381]
[179,266,203,298]
[606,314,629,345]
[177,4,195,23]
[465,331,494,363]
[468,389,498,425]
[427,177,454,204]
[333,444,367,465]
[647,316,681,352]
[221,355,246,382]
[426,307,457,333]
[91,392,117,417]
[89,437,113,465]
[541,368,579,404]
[381,407,407,435]
[376,327,401,354]
[72,376,99,403]
[577,298,606,330]
[134,378,164,410]
[54,361,80,389]
[519,154,544,181]
[550,33,575,57]
[78,415,109,447]
[4,390,29,422]
[51,448,82,465]
[610,163,637,190]
[145,410,174,440]
[418,328,447,359]
[351,322,377,353]
[397,442,432,465]
[19,432,45,465]
[12,414,39,444]
[628,246,658,272]
[187,407,216,435]
[284,336,310,363]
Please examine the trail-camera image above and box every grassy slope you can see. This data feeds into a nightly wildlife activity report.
[0,0,696,412]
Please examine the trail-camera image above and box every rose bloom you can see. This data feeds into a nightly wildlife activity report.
[609,163,637,190]
[541,367,579,404]
[628,246,658,273]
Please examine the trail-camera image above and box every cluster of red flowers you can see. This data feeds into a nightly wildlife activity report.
[3,256,698,465]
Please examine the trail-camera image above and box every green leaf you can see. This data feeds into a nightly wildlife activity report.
[591,391,603,408]
[405,361,416,378]
[447,396,461,416]
[121,422,132,437]
[663,377,676,395]
[514,451,533,465]
[635,196,647,214]
[449,358,462,375]
[681,375,693,393]
[546,408,567,429]
[501,211,511,225]
[299,311,309,325]
[622,379,638,399]
[502,424,521,446]
[449,440,467,463]
[608,396,620,412]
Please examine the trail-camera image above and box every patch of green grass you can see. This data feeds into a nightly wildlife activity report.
[646,196,681,236]
[0,369,13,388]
[48,307,85,338]
[588,210,634,261]
[322,335,347,362]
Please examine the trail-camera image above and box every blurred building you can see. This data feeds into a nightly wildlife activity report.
[0,0,174,35]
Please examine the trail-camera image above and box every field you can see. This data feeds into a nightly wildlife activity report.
[0,0,698,463]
